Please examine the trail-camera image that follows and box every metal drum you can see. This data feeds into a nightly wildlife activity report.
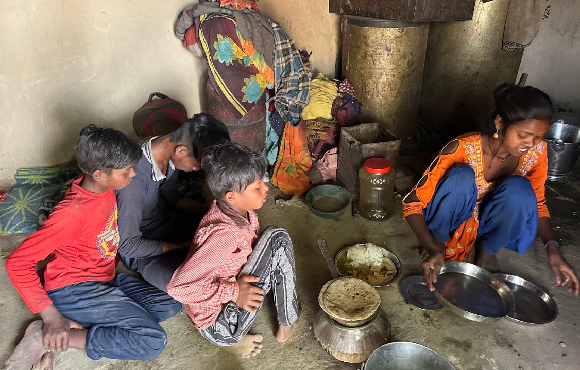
[342,16,429,145]
[206,80,266,154]
[544,120,580,182]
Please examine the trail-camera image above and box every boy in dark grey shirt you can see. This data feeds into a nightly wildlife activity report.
[115,113,230,291]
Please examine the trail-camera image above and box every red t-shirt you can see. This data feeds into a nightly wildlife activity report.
[6,176,119,313]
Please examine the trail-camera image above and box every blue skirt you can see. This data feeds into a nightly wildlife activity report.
[424,165,539,255]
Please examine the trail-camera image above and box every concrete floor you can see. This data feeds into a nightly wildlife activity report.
[1,177,580,370]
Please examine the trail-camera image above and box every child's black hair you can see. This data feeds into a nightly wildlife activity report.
[76,125,142,175]
[202,142,266,200]
[169,113,230,160]
[489,82,553,134]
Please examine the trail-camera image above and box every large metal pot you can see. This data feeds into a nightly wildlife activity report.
[544,120,580,182]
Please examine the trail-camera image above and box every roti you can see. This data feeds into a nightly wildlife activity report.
[319,277,380,323]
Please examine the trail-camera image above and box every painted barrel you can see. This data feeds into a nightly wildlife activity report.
[206,80,266,154]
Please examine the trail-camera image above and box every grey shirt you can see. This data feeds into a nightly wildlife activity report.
[115,138,182,258]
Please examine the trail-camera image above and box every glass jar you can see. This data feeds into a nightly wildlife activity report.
[359,158,395,221]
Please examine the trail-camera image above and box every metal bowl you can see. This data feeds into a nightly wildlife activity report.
[314,309,391,364]
[305,184,351,219]
[494,273,558,324]
[335,244,402,287]
[433,261,515,322]
[363,342,456,370]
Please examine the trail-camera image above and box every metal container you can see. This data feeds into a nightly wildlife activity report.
[313,309,391,364]
[433,261,515,322]
[342,17,429,144]
[544,120,580,182]
[335,244,402,287]
[363,342,456,370]
[494,273,558,325]
[206,80,266,153]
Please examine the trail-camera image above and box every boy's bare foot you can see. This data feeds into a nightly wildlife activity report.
[32,351,57,370]
[275,319,299,343]
[475,245,500,273]
[224,333,263,358]
[4,320,49,370]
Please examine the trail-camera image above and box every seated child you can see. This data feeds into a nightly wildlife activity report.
[4,125,182,370]
[167,142,300,358]
[115,113,230,292]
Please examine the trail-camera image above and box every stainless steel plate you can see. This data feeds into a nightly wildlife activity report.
[494,273,558,324]
[364,342,456,370]
[433,261,515,322]
[335,244,402,287]
[399,275,443,310]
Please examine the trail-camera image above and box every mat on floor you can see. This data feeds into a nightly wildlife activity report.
[0,164,81,234]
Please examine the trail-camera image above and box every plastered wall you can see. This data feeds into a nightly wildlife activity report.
[0,1,208,184]
[0,0,342,185]
[519,0,580,122]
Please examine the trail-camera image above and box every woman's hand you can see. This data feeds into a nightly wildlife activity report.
[548,248,580,296]
[421,251,445,292]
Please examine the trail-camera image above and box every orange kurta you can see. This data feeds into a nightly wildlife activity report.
[402,133,549,261]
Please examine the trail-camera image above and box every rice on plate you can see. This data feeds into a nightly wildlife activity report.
[336,243,398,286]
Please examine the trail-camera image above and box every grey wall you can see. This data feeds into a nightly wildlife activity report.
[519,0,580,124]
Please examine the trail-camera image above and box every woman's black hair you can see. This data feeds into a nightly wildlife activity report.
[489,82,554,134]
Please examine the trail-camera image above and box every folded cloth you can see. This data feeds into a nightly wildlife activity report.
[271,121,313,196]
[331,92,362,128]
[218,0,259,11]
[338,78,355,97]
[304,118,339,161]
[271,23,311,127]
[503,0,552,51]
[184,25,204,58]
[176,2,274,68]
[302,73,340,121]
[198,13,273,118]
[317,147,338,182]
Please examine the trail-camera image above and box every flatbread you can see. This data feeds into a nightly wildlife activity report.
[319,277,380,323]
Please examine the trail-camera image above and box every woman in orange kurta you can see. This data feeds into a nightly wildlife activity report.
[403,83,579,295]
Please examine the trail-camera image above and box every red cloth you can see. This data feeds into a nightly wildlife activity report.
[6,176,119,313]
[168,201,259,330]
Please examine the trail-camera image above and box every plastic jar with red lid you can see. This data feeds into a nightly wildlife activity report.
[359,158,395,221]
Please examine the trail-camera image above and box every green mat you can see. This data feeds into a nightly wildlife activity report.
[0,164,81,234]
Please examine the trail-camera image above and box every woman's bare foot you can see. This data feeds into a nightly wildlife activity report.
[475,245,500,273]
[275,321,298,343]
[4,320,49,370]
[224,333,263,358]
[32,351,57,370]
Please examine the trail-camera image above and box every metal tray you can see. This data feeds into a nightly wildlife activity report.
[433,261,515,322]
[494,273,558,324]
[399,275,443,310]
[335,244,402,287]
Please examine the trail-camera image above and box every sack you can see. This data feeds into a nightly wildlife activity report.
[133,92,187,138]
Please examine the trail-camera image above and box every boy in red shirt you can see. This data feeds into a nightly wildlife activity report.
[4,125,182,370]
[168,142,299,358]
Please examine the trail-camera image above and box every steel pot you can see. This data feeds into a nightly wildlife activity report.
[544,120,580,181]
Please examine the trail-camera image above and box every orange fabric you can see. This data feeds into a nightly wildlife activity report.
[271,121,313,196]
[402,133,549,261]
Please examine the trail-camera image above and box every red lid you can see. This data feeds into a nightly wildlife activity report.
[364,158,391,174]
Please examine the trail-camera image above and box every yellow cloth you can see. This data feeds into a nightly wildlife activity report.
[301,73,340,121]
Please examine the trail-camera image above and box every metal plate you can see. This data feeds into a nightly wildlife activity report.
[335,244,402,287]
[494,273,558,324]
[399,275,443,310]
[433,262,515,322]
[364,342,456,370]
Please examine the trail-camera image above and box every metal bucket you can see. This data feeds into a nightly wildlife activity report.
[544,120,580,182]
[206,80,266,154]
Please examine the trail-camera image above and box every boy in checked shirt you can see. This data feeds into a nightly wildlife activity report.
[168,142,299,358]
